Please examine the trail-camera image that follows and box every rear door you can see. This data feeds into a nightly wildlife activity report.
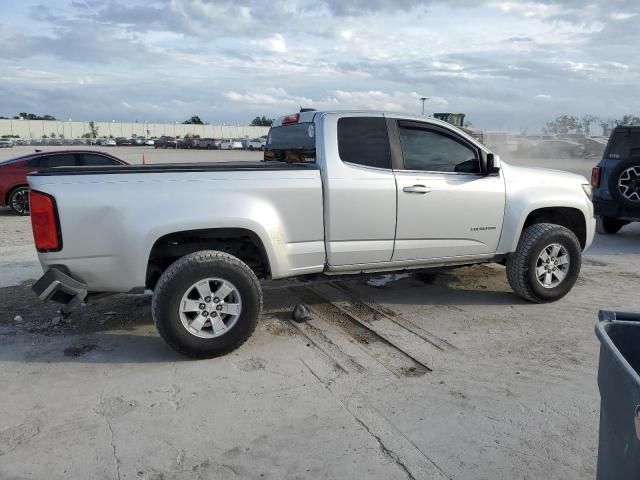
[390,119,505,262]
[322,115,397,266]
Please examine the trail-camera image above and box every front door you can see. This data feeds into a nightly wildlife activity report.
[391,120,505,262]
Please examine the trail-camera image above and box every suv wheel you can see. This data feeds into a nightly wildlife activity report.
[8,186,30,216]
[596,215,628,235]
[152,251,262,358]
[506,223,582,303]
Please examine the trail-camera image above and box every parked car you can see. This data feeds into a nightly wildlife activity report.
[1,150,127,215]
[115,137,133,146]
[525,139,584,158]
[592,124,640,234]
[154,136,177,148]
[28,110,594,358]
[177,137,198,149]
[219,138,243,150]
[145,138,155,146]
[247,138,266,151]
[0,139,14,148]
[103,139,117,146]
[195,138,219,149]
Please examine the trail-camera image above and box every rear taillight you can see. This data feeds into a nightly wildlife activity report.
[30,190,61,251]
[591,166,601,188]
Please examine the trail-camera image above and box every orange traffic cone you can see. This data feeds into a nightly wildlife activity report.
[142,153,148,165]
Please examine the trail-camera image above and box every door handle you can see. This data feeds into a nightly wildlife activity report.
[403,185,432,194]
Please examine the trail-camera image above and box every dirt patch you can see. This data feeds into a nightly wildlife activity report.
[0,282,153,336]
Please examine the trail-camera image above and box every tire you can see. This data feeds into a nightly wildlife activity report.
[506,223,582,303]
[596,215,627,235]
[8,186,30,216]
[609,160,640,209]
[248,146,254,151]
[152,251,262,358]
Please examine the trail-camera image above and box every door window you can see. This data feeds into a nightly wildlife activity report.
[398,125,480,174]
[337,117,391,169]
[42,154,80,168]
[80,153,120,166]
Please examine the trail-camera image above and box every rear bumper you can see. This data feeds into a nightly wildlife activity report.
[32,268,88,313]
[594,199,640,221]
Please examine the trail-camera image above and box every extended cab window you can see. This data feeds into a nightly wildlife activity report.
[398,124,480,174]
[265,123,316,163]
[337,117,391,169]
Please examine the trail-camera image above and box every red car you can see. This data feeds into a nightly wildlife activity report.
[0,150,128,215]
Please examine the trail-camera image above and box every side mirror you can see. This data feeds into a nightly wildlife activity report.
[486,153,500,176]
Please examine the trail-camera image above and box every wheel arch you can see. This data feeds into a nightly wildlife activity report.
[146,227,272,289]
[519,207,588,250]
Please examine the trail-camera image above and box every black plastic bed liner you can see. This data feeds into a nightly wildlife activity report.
[31,161,319,176]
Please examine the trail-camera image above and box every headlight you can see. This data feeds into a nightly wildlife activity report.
[582,184,593,201]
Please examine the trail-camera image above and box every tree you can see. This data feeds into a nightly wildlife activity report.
[88,121,99,138]
[542,115,581,136]
[50,132,56,138]
[580,115,599,137]
[13,112,56,121]
[250,116,273,127]
[617,114,640,126]
[182,115,205,125]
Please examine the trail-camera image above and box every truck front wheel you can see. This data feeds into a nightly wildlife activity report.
[152,251,262,358]
[506,223,582,303]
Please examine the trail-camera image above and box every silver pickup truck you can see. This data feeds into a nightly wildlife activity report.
[29,110,595,357]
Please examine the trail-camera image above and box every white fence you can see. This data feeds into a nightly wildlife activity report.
[0,119,270,140]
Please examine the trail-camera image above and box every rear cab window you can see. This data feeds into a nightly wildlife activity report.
[265,122,316,163]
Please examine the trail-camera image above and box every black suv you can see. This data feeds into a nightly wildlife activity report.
[592,125,640,234]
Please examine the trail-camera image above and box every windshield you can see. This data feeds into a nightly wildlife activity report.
[265,123,316,163]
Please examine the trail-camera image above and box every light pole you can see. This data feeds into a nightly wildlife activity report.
[419,97,430,117]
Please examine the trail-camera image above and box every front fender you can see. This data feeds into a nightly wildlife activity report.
[497,164,595,254]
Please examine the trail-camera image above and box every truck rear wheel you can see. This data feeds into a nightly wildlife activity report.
[506,223,582,303]
[152,251,262,358]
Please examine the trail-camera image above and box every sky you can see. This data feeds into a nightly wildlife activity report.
[0,0,638,131]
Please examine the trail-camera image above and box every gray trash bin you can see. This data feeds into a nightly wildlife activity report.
[595,310,640,480]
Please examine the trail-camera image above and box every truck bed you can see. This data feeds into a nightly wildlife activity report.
[31,161,318,176]
[28,161,325,291]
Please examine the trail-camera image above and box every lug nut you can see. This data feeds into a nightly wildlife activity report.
[214,297,220,303]
[216,305,223,311]
[202,311,209,317]
[199,303,206,310]
[204,296,211,303]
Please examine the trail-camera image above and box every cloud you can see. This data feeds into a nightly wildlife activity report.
[0,0,637,131]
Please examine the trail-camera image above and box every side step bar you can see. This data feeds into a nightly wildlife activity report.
[32,268,88,315]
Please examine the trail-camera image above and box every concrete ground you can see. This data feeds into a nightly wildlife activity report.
[1,146,639,479]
